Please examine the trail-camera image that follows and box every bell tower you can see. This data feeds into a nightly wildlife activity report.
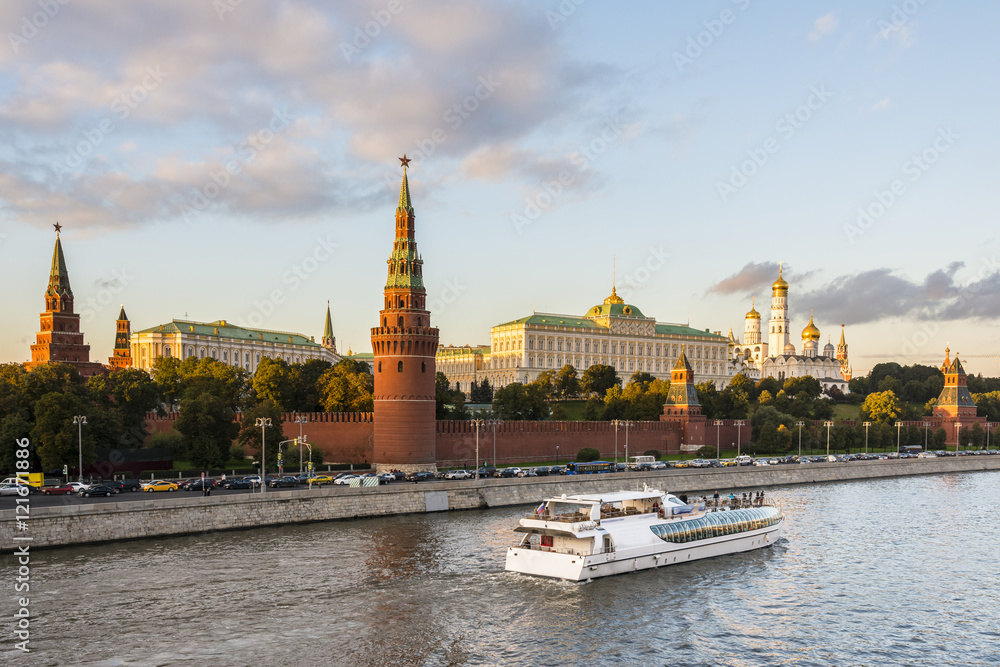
[371,156,440,471]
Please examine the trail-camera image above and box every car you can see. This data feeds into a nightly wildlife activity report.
[185,479,218,491]
[142,480,179,492]
[306,475,334,486]
[498,467,521,478]
[521,468,538,477]
[476,467,497,478]
[268,476,299,488]
[41,484,77,495]
[534,466,551,476]
[719,459,737,467]
[222,477,254,489]
[377,473,395,484]
[444,469,471,480]
[115,479,142,492]
[673,461,689,469]
[333,475,359,485]
[753,459,769,466]
[548,466,566,475]
[0,483,31,496]
[64,482,90,493]
[81,484,118,497]
[405,471,436,482]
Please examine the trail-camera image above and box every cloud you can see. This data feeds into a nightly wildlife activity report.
[871,98,891,112]
[797,262,1000,324]
[808,13,838,42]
[707,261,781,297]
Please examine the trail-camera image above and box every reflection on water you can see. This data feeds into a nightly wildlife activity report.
[3,471,999,666]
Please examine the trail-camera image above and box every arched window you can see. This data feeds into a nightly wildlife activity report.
[398,316,404,328]
[378,362,382,373]
[422,361,426,373]
[397,361,403,372]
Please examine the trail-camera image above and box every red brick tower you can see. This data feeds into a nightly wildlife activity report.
[371,157,440,471]
[26,223,105,377]
[660,348,706,450]
[108,305,133,370]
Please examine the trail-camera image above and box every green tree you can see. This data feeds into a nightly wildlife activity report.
[554,365,580,398]
[932,427,947,448]
[0,410,34,475]
[252,357,295,411]
[750,405,794,455]
[583,396,603,420]
[319,361,374,412]
[531,371,555,400]
[175,392,240,469]
[434,371,467,419]
[88,368,160,448]
[966,423,985,449]
[470,378,493,403]
[974,391,1000,421]
[290,359,333,412]
[860,390,903,423]
[575,447,600,462]
[236,400,286,464]
[581,364,620,398]
[695,381,720,419]
[492,382,548,420]
[31,392,94,472]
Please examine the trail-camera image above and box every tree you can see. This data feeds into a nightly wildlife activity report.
[974,391,1000,421]
[967,423,985,449]
[575,447,600,462]
[470,378,493,404]
[289,359,334,412]
[695,381,720,419]
[581,364,619,398]
[642,449,662,460]
[88,368,160,448]
[434,371,467,419]
[750,405,794,455]
[319,360,374,412]
[860,390,903,423]
[175,392,240,469]
[492,382,548,420]
[252,357,295,411]
[530,371,555,400]
[31,392,94,472]
[554,365,580,398]
[236,400,286,464]
[583,396,603,420]
[932,427,947,448]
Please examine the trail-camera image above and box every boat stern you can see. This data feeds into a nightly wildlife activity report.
[505,547,589,581]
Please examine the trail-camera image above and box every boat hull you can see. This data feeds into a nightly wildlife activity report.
[505,520,783,581]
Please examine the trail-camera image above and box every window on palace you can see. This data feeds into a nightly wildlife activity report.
[557,340,562,351]
[628,360,634,371]
[528,337,534,350]
[164,346,171,357]
[584,341,590,352]
[548,358,553,368]
[612,342,618,354]
[672,345,678,356]
[602,343,608,353]
[547,340,553,350]
[629,343,635,355]
[398,361,403,372]
[378,362,382,372]
[422,362,426,373]
[656,361,660,372]
[575,340,580,352]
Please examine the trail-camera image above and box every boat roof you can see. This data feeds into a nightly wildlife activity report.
[547,490,666,504]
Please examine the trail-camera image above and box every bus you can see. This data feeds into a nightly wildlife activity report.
[566,461,613,474]
[628,455,655,470]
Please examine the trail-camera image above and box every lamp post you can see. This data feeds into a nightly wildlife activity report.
[713,420,723,460]
[623,420,634,468]
[895,421,903,456]
[72,415,87,483]
[734,420,745,458]
[488,418,502,467]
[863,421,871,455]
[824,421,834,456]
[795,421,804,458]
[294,415,308,475]
[612,419,623,465]
[955,422,962,456]
[471,418,484,480]
[556,445,559,464]
[256,417,271,493]
[923,421,929,451]
[987,422,993,450]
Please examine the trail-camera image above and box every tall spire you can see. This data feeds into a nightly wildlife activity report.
[397,162,413,214]
[322,300,336,353]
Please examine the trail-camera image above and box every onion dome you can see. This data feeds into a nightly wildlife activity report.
[783,342,796,355]
[603,286,624,305]
[801,313,820,341]
[772,265,788,294]
[745,297,760,320]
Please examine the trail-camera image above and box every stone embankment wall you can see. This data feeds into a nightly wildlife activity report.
[4,457,998,552]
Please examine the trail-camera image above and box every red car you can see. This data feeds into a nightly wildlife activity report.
[42,484,77,495]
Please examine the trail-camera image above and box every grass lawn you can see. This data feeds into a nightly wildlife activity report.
[832,403,861,420]
[551,400,588,420]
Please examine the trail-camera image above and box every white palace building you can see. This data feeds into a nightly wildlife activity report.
[437,287,738,395]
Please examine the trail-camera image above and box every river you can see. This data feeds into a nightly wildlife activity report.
[3,471,998,666]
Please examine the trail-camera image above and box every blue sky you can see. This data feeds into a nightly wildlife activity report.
[1,0,998,377]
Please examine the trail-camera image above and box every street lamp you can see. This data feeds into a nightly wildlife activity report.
[612,419,623,465]
[955,422,962,456]
[294,415,308,475]
[733,420,745,457]
[895,421,903,456]
[256,417,271,493]
[471,418,484,480]
[987,422,993,450]
[556,444,560,464]
[923,421,929,451]
[72,415,87,483]
[795,421,804,458]
[863,421,871,455]
[824,421,834,456]
[623,420,634,467]
[713,420,724,460]
[488,418,502,467]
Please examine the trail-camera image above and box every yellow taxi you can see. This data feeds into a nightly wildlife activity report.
[142,480,179,492]
[720,459,738,467]
[306,475,334,486]
[672,461,690,469]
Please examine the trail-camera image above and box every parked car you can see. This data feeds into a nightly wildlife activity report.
[307,475,334,486]
[268,476,299,488]
[476,467,497,478]
[333,475,359,485]
[444,470,471,480]
[673,461,690,469]
[405,471,436,482]
[114,479,142,492]
[521,468,538,477]
[0,483,29,496]
[548,466,566,475]
[81,484,119,497]
[222,478,253,489]
[498,467,521,478]
[96,480,128,493]
[534,466,551,476]
[42,484,77,495]
[142,480,179,492]
[377,473,395,484]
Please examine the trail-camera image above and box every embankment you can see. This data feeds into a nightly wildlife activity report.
[3,456,998,552]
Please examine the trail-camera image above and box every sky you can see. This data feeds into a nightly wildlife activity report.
[1,0,998,378]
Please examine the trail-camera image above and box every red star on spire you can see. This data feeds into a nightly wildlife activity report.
[398,154,411,168]
[53,221,62,234]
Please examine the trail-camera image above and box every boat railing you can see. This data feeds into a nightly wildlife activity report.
[706,497,779,512]
[523,511,591,522]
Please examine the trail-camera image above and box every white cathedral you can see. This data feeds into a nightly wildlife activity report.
[729,266,851,394]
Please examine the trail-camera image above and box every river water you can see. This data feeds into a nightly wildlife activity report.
[4,471,999,666]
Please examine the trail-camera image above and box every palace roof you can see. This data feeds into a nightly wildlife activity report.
[135,319,320,347]
[492,313,725,339]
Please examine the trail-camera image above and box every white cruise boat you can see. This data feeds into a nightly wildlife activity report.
[505,486,784,581]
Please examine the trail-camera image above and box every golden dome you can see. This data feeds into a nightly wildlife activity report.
[603,286,624,305]
[745,297,760,319]
[772,265,788,293]
[801,314,820,341]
